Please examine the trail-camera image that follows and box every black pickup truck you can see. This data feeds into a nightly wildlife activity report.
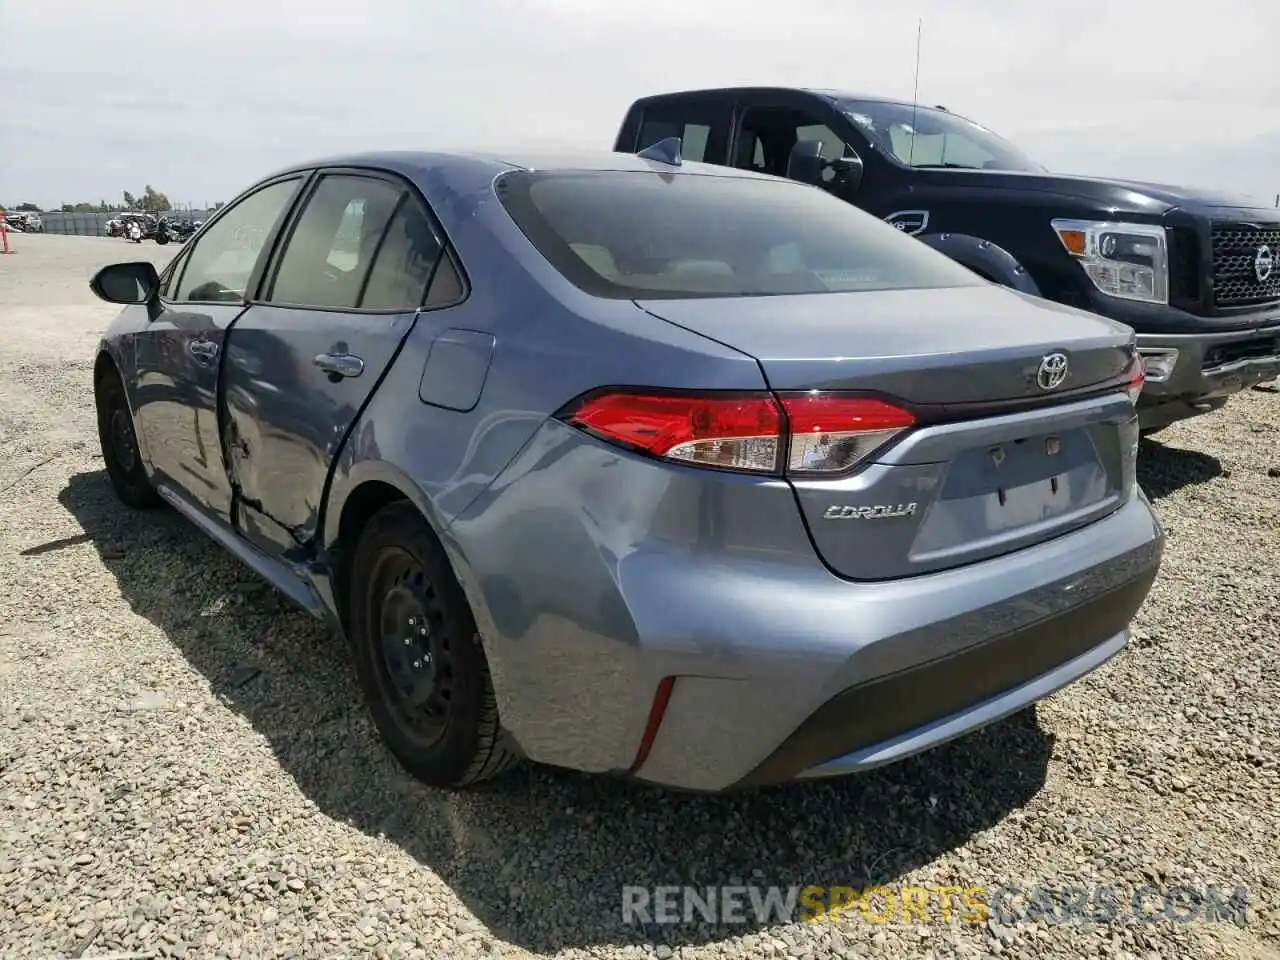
[614,87,1280,432]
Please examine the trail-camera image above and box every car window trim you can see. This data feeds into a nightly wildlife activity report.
[353,192,410,308]
[161,172,314,308]
[253,164,470,315]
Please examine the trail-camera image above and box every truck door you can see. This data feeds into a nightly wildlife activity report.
[727,91,881,204]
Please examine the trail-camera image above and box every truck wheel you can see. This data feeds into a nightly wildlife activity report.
[95,369,162,509]
[347,501,519,788]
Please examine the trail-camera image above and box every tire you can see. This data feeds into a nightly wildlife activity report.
[155,232,170,245]
[95,368,163,509]
[347,502,518,787]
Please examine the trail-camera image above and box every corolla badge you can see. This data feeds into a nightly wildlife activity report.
[1036,352,1070,391]
[824,503,918,520]
[1255,245,1274,283]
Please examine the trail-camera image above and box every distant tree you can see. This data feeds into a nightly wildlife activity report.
[14,202,41,212]
[123,190,137,209]
[213,201,226,211]
[138,185,172,214]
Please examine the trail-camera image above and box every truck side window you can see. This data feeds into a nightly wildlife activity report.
[734,108,848,181]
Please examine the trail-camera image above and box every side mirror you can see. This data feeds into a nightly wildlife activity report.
[786,141,865,196]
[90,261,160,305]
[829,153,865,194]
[786,139,826,186]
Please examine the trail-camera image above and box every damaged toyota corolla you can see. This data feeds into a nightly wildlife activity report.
[87,144,1164,792]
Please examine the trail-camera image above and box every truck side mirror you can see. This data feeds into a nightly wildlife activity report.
[829,152,864,194]
[786,141,865,196]
[786,140,826,185]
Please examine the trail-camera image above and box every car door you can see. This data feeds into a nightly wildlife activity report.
[131,175,306,523]
[220,169,456,557]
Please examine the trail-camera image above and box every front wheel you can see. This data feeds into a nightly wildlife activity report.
[95,369,162,509]
[347,502,518,787]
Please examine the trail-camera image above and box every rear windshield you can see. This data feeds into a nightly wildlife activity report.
[495,170,986,299]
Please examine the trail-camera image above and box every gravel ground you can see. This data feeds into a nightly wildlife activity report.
[1,233,1277,960]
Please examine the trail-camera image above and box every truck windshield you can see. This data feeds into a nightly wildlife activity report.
[837,99,1044,173]
[495,170,987,300]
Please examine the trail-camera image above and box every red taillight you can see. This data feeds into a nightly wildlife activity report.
[780,394,916,474]
[565,391,784,472]
[1124,354,1146,405]
[561,389,915,475]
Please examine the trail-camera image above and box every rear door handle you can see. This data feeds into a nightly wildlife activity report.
[313,352,365,379]
[188,339,218,361]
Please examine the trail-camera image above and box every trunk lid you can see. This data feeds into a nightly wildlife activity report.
[635,285,1135,405]
[636,285,1141,579]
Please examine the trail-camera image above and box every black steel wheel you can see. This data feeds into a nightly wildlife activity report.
[348,501,517,787]
[95,368,162,509]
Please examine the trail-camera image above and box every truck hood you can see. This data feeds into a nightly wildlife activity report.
[915,168,1268,217]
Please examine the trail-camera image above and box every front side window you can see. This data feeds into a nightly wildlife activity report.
[174,179,301,302]
[837,99,1044,173]
[268,175,404,309]
[496,170,986,300]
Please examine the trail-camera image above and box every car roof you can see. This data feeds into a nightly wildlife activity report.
[628,85,920,109]
[262,147,785,185]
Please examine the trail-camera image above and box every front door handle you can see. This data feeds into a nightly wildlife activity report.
[313,352,365,379]
[188,339,219,361]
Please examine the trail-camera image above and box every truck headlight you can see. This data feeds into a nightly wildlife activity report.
[1051,219,1168,305]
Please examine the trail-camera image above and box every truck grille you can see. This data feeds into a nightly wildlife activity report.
[1210,222,1280,307]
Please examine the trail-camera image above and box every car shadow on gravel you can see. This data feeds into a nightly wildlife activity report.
[54,469,1054,954]
[1137,438,1224,501]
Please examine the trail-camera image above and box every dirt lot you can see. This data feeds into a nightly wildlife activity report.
[1,233,1278,960]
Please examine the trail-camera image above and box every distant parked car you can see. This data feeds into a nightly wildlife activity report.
[3,211,42,232]
[86,149,1164,793]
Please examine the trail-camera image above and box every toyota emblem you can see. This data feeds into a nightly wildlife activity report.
[1255,245,1274,284]
[1036,352,1070,391]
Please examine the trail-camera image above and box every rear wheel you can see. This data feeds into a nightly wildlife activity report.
[347,502,517,787]
[95,369,162,509]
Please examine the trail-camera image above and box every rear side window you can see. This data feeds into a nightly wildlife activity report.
[496,171,986,300]
[360,199,444,310]
[268,175,403,309]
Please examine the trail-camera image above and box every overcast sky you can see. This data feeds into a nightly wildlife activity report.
[2,0,1277,209]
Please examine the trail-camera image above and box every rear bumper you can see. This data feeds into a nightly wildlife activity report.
[1134,326,1280,429]
[734,569,1152,787]
[630,496,1161,791]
